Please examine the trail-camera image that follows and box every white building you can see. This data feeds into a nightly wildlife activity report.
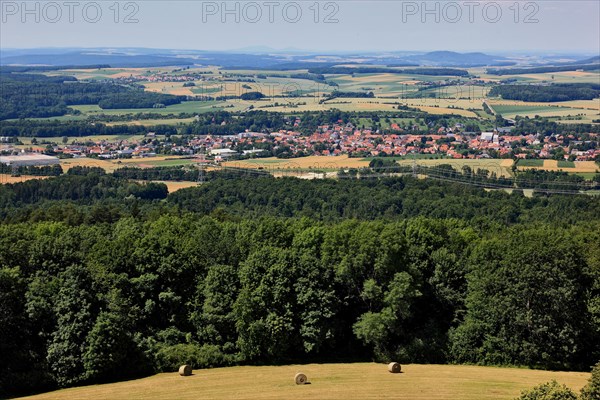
[480,132,494,142]
[209,148,238,159]
[0,154,60,167]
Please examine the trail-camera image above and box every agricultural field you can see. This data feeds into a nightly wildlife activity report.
[518,160,599,173]
[392,158,515,177]
[69,102,238,116]
[516,159,544,167]
[224,156,515,177]
[30,66,599,125]
[15,364,591,400]
[487,101,599,123]
[223,155,371,171]
[59,155,197,173]
[0,174,51,185]
[477,70,600,84]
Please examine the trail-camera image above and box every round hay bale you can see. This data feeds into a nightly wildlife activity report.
[179,364,192,376]
[295,372,308,385]
[388,362,401,373]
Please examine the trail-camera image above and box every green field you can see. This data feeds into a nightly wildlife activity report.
[70,101,229,116]
[558,160,576,168]
[491,104,565,116]
[517,159,544,167]
[16,364,591,400]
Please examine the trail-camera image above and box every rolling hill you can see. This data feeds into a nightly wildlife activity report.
[16,364,591,400]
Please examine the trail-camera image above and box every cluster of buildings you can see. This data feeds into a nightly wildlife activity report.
[201,123,599,162]
[2,123,598,164]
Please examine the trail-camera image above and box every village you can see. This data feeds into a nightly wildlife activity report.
[2,120,598,164]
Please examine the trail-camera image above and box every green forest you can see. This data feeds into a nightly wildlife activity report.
[1,170,599,398]
[489,83,600,102]
[0,71,186,120]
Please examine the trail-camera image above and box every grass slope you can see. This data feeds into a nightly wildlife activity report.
[16,364,591,400]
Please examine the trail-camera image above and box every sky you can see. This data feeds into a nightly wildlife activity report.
[1,0,599,54]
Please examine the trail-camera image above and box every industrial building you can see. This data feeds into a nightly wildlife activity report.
[0,154,61,167]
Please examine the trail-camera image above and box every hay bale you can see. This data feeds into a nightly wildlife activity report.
[179,364,192,376]
[388,362,401,373]
[295,372,308,385]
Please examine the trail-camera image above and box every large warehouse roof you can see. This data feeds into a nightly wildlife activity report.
[0,154,60,167]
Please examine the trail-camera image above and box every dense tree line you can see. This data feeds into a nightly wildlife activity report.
[0,169,167,211]
[113,166,199,181]
[0,120,177,138]
[239,91,265,101]
[0,72,186,120]
[1,173,599,398]
[0,164,63,176]
[489,84,600,102]
[327,91,375,99]
[512,116,600,135]
[0,109,492,138]
[181,109,469,136]
[167,175,600,224]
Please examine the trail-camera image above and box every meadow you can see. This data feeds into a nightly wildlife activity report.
[15,364,591,400]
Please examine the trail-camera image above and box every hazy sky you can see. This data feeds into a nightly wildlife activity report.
[1,1,599,54]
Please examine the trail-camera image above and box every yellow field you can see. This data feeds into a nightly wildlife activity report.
[225,157,515,178]
[60,158,118,172]
[397,158,514,177]
[143,82,195,96]
[16,363,591,400]
[224,155,371,170]
[0,174,50,184]
[262,97,482,115]
[59,156,195,173]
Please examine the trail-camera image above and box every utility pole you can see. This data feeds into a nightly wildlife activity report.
[197,148,206,184]
[412,152,417,178]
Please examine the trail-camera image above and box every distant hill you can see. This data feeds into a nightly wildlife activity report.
[576,55,600,65]
[404,51,514,67]
[0,52,196,68]
[0,50,295,69]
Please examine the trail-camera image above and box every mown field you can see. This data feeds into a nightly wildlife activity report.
[59,155,197,173]
[16,364,591,400]
[223,155,371,170]
[225,156,516,177]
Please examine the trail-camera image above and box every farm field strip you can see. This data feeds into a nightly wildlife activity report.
[16,363,591,400]
[518,160,599,173]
